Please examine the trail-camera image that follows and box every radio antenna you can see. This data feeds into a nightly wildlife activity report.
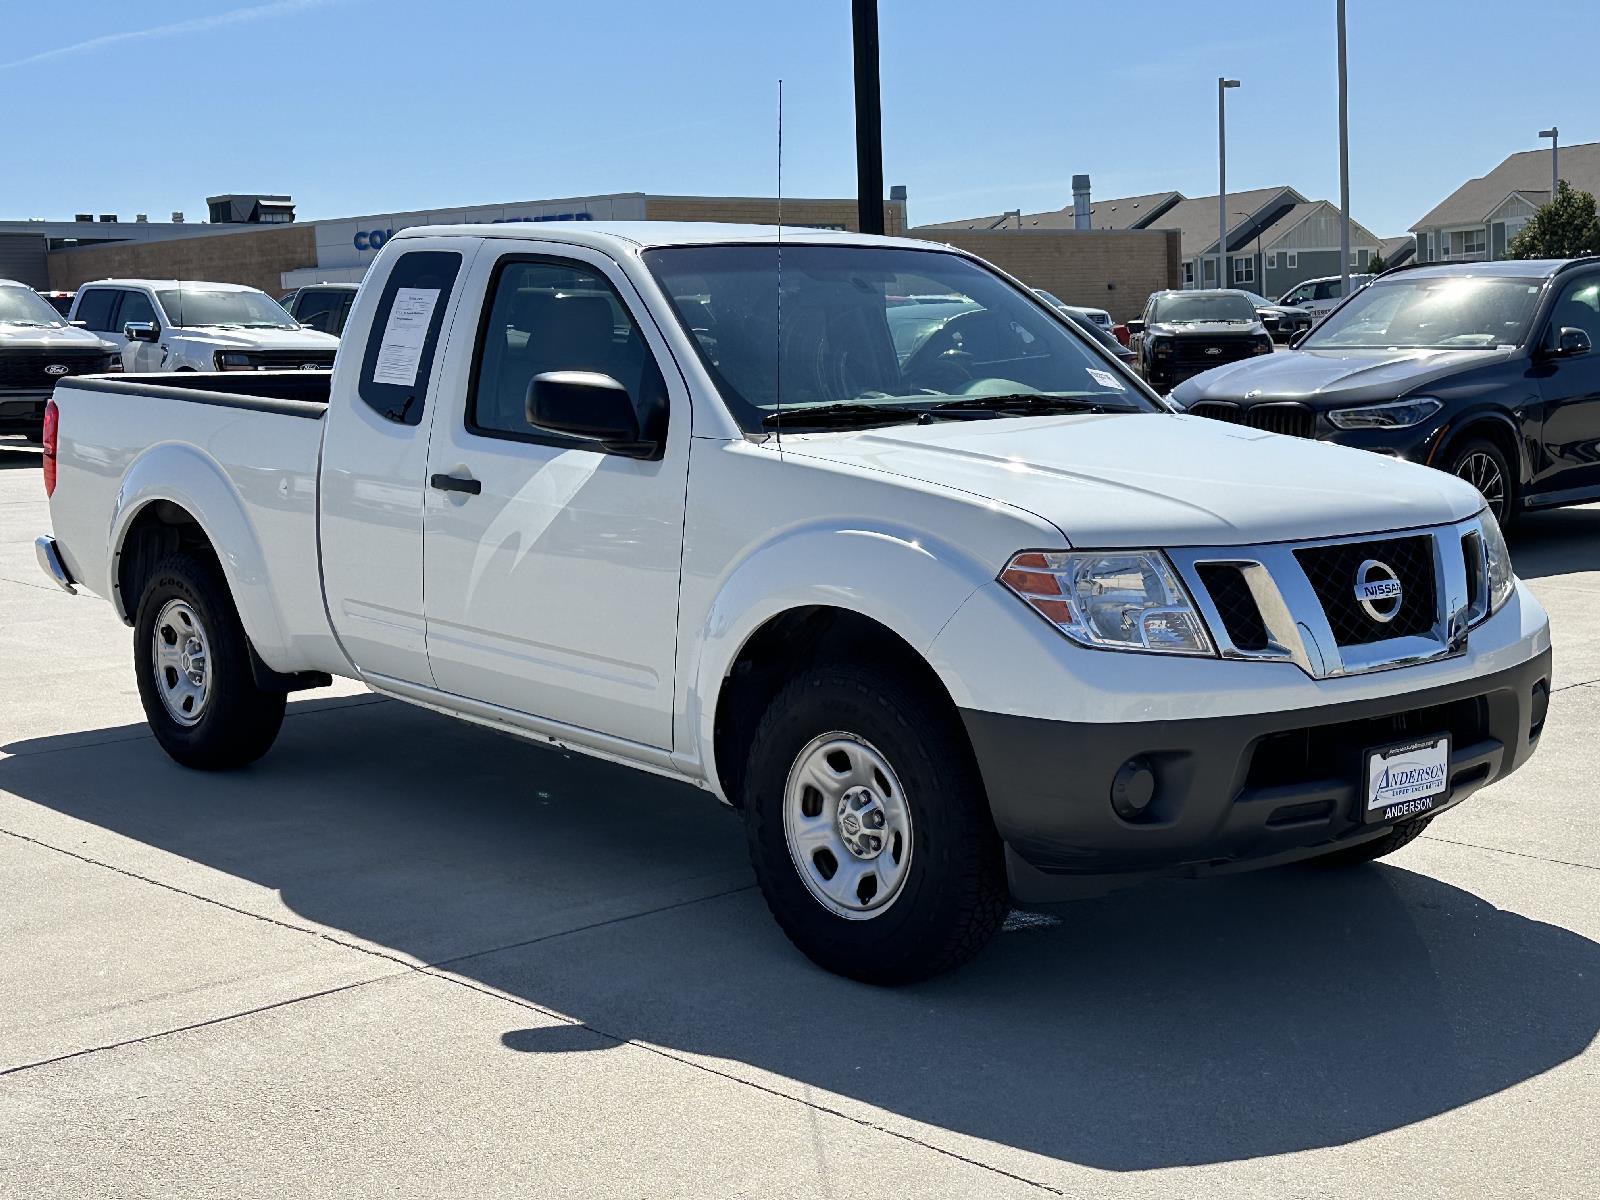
[775,77,784,449]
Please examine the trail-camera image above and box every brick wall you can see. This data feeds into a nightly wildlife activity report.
[47,224,317,295]
[906,227,1182,322]
[645,195,907,234]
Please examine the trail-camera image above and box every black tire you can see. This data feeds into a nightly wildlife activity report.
[1312,814,1434,867]
[1445,436,1515,529]
[133,551,285,770]
[741,663,1008,984]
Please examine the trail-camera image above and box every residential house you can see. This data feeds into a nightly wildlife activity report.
[1411,140,1600,263]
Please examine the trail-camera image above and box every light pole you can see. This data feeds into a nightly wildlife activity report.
[1539,126,1560,199]
[852,0,885,236]
[1337,0,1351,295]
[1218,77,1240,288]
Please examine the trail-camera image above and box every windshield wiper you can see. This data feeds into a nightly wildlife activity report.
[925,393,1137,416]
[761,402,924,429]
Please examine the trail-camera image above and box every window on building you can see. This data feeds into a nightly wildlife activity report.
[1232,256,1255,283]
[1266,253,1277,269]
[1286,252,1298,270]
[1426,232,1436,261]
[1448,228,1486,258]
[1183,261,1195,287]
[1358,248,1370,268]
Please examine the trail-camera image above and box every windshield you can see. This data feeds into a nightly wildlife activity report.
[1303,275,1542,350]
[156,287,298,329]
[643,244,1155,432]
[0,286,68,326]
[1150,292,1257,324]
[1239,291,1272,307]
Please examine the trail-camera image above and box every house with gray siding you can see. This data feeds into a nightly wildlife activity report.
[1412,140,1600,263]
[925,185,1381,296]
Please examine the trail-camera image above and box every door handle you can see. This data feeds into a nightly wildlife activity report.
[430,473,481,495]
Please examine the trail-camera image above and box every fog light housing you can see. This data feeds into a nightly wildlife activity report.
[1111,757,1157,820]
[1530,679,1550,740]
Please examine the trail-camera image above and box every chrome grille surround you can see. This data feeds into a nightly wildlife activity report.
[1168,512,1498,680]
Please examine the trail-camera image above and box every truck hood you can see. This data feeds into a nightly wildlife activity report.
[0,322,116,352]
[1173,346,1515,407]
[1147,320,1269,338]
[780,412,1484,547]
[170,326,340,351]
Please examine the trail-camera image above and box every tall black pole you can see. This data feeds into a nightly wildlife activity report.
[852,0,885,235]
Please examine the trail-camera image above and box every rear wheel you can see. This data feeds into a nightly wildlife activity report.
[741,664,1008,984]
[134,552,285,769]
[1446,437,1514,527]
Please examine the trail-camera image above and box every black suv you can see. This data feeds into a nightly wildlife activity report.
[1128,289,1274,391]
[1170,258,1600,525]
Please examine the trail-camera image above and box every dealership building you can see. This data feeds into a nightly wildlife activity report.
[36,190,910,298]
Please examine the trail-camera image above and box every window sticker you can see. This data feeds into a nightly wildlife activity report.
[1087,368,1125,390]
[371,287,440,387]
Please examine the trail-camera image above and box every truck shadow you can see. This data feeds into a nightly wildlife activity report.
[3,696,1596,1173]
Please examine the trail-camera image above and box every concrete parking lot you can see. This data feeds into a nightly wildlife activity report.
[1,442,1596,1198]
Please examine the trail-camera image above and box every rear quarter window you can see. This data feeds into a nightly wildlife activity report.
[357,251,462,425]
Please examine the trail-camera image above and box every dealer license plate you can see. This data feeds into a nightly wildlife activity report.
[1364,735,1450,824]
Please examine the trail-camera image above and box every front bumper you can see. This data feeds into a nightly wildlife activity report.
[964,646,1550,894]
[0,392,49,436]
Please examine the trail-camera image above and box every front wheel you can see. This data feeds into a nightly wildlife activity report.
[1446,437,1514,528]
[741,664,1008,984]
[134,552,286,769]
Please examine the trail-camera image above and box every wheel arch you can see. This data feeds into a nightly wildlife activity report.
[1433,410,1527,489]
[709,605,972,811]
[109,445,287,661]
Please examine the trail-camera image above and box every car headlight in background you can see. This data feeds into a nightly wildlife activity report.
[1149,336,1173,358]
[1253,336,1274,354]
[214,351,254,371]
[1326,397,1443,430]
[1000,550,1215,655]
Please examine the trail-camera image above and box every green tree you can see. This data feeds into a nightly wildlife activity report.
[1508,181,1600,258]
[1368,251,1388,273]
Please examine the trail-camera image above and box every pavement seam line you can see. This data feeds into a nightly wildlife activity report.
[1420,831,1600,873]
[0,977,391,1080]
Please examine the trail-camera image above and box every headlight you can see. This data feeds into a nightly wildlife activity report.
[1480,509,1514,616]
[1253,336,1274,355]
[1149,337,1173,357]
[1326,397,1442,430]
[214,351,254,371]
[1000,550,1215,655]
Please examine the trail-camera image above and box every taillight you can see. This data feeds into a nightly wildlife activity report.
[42,400,58,497]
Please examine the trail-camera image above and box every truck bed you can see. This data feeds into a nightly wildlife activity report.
[47,371,343,675]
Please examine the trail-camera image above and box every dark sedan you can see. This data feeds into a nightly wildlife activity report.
[1240,290,1314,342]
[1170,258,1600,525]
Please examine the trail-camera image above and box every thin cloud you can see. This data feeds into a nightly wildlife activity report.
[1,0,346,71]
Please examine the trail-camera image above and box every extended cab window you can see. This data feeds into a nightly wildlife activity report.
[357,251,462,425]
[469,259,663,444]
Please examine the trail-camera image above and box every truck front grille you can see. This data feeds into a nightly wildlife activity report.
[1294,535,1438,646]
[239,350,336,370]
[1172,335,1258,365]
[0,350,118,390]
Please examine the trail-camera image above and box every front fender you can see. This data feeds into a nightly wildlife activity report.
[109,442,288,661]
[683,522,996,799]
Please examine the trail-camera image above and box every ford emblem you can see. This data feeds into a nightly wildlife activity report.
[1204,346,1222,356]
[44,363,69,376]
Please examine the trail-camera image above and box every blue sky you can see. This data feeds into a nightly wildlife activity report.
[5,0,1593,237]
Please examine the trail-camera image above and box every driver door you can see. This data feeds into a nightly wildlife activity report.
[118,290,165,372]
[421,246,689,750]
[1533,271,1600,498]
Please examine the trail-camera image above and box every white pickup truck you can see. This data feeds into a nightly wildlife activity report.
[67,279,339,374]
[36,223,1552,982]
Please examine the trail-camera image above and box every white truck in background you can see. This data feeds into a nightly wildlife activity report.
[37,223,1552,982]
[68,279,339,374]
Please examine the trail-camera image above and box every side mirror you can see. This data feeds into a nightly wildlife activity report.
[1290,331,1308,349]
[1126,319,1146,335]
[526,371,654,457]
[1555,327,1592,358]
[124,321,160,342]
